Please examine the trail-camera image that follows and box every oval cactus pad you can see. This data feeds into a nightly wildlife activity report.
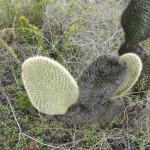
[112,53,142,98]
[22,56,79,115]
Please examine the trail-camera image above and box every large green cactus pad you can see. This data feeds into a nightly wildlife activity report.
[22,56,79,115]
[112,53,142,99]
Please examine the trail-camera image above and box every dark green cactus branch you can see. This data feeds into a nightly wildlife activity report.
[77,54,127,110]
[121,0,150,45]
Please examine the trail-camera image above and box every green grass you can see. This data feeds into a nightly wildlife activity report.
[0,0,150,149]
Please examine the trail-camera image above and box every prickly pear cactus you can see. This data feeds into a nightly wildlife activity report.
[22,56,79,115]
[21,0,148,124]
[21,53,143,124]
[112,53,143,99]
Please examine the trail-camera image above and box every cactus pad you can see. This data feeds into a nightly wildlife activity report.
[112,53,142,99]
[77,54,127,110]
[22,56,79,115]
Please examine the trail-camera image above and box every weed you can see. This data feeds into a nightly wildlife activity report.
[131,137,145,150]
[15,91,31,108]
[0,0,21,28]
[19,16,48,54]
[0,0,48,29]
[22,0,45,26]
[136,75,149,91]
[109,119,122,128]
[0,36,20,63]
